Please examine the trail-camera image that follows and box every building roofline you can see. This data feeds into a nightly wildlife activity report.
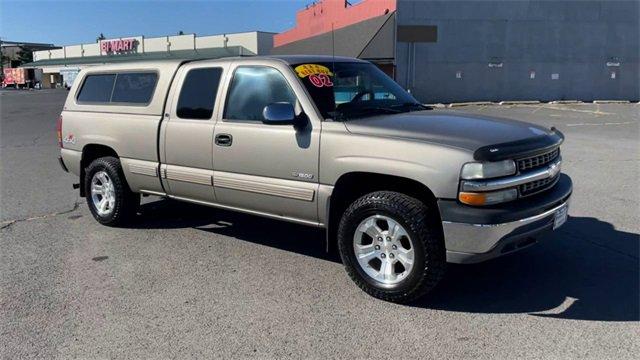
[48,30,277,48]
[1,40,58,47]
[21,46,255,68]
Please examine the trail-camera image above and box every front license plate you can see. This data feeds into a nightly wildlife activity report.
[553,204,568,230]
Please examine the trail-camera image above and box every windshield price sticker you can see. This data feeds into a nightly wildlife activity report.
[309,74,333,88]
[294,64,334,88]
[294,64,334,78]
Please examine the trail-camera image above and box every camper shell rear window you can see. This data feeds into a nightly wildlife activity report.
[76,71,158,105]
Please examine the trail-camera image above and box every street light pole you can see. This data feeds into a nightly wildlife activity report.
[0,38,4,76]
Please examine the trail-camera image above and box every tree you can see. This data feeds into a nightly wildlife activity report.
[1,51,9,67]
[96,33,106,43]
[16,46,33,65]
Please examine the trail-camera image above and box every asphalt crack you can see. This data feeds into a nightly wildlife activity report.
[0,200,80,230]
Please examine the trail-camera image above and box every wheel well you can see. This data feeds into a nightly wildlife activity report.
[326,172,441,252]
[79,144,118,197]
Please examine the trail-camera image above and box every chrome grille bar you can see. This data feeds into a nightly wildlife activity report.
[461,158,562,192]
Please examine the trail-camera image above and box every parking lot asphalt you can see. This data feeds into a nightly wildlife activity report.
[1,89,638,359]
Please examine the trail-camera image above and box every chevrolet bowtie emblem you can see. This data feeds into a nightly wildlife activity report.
[548,162,561,177]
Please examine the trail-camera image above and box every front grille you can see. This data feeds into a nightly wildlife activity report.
[520,174,560,197]
[518,148,560,172]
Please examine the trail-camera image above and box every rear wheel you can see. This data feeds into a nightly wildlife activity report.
[84,156,139,226]
[337,191,446,303]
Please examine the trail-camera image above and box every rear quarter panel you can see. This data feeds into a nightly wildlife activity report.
[60,61,183,193]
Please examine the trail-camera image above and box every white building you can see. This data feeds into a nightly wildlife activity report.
[24,31,275,88]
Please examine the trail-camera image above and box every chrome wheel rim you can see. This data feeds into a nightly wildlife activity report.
[353,215,415,285]
[90,171,116,216]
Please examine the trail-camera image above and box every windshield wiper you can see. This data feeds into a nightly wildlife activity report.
[334,106,402,121]
[389,102,431,110]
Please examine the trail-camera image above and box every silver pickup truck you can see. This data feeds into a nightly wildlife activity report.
[58,55,572,302]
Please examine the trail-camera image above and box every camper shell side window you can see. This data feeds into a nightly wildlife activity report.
[76,71,158,106]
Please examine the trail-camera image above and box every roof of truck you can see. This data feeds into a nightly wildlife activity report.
[240,55,368,64]
[183,55,368,65]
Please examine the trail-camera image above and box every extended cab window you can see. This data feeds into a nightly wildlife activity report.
[177,68,223,120]
[224,66,296,121]
[77,74,115,103]
[77,72,157,105]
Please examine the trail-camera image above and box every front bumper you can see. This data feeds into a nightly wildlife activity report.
[439,174,572,264]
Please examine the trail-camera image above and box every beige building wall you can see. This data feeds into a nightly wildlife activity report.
[33,51,47,61]
[143,36,168,53]
[65,45,83,58]
[30,32,275,73]
[195,35,226,49]
[168,34,196,51]
[83,43,100,57]
[49,48,65,59]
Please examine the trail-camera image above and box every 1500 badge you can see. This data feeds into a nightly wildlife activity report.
[292,171,314,179]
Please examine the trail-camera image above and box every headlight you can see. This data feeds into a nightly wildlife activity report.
[459,188,518,206]
[461,160,516,180]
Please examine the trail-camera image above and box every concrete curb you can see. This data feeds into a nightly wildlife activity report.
[549,100,582,104]
[424,103,446,108]
[433,100,637,107]
[447,101,495,107]
[499,100,541,105]
[592,100,631,104]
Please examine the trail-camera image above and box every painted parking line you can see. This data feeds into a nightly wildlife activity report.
[520,104,615,115]
[565,121,636,127]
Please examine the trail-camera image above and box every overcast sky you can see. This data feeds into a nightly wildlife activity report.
[0,0,309,45]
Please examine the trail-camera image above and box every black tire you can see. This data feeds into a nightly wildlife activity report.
[84,156,139,226]
[337,191,446,303]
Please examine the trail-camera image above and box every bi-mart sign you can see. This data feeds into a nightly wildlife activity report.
[100,39,138,54]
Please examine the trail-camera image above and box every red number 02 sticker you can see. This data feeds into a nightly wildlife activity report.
[309,74,333,88]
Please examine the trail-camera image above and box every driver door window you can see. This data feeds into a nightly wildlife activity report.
[224,66,297,121]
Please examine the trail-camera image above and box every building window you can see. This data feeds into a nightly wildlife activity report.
[177,68,223,120]
[224,66,296,121]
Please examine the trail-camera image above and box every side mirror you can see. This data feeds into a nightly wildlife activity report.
[262,102,296,125]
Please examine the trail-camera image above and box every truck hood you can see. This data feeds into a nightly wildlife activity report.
[343,111,563,160]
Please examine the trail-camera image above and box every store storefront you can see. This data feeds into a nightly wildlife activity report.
[22,31,275,88]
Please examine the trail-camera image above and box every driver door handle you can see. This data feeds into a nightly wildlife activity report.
[215,134,233,147]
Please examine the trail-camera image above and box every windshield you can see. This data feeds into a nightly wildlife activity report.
[291,62,426,120]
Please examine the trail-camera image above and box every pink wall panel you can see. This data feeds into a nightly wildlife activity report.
[274,0,396,47]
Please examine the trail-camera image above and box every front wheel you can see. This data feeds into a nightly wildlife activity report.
[337,191,446,303]
[84,156,139,226]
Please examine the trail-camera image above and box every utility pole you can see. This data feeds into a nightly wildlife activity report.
[0,37,4,75]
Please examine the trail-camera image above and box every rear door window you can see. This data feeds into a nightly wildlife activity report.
[177,68,223,120]
[111,72,158,104]
[77,74,116,103]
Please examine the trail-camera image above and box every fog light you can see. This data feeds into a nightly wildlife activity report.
[459,188,518,206]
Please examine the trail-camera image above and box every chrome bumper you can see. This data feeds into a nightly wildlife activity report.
[443,198,570,264]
